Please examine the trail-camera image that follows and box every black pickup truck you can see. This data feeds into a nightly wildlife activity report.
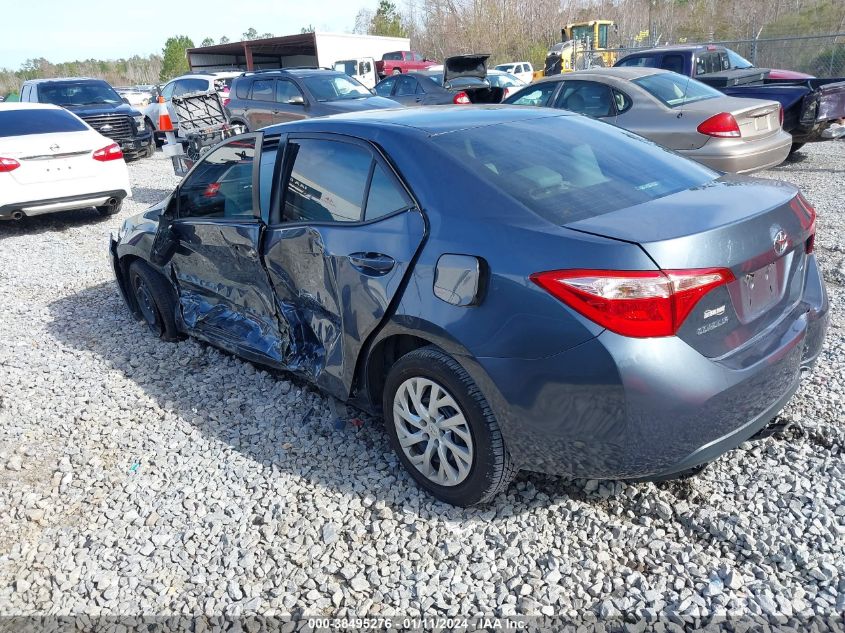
[20,77,154,160]
[615,45,845,152]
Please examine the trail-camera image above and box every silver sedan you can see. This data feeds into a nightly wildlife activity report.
[504,67,792,174]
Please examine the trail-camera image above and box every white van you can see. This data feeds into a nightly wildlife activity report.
[333,57,378,89]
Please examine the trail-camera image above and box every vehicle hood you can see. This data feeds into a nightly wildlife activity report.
[321,96,402,113]
[444,54,490,82]
[64,102,142,117]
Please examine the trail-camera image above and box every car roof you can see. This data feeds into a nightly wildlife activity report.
[265,104,574,137]
[236,68,341,80]
[621,45,723,55]
[22,77,103,84]
[0,101,62,111]
[536,66,666,82]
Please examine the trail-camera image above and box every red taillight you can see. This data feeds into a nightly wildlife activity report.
[530,268,735,338]
[778,104,784,127]
[222,97,231,107]
[453,91,471,105]
[790,193,817,254]
[0,157,20,172]
[697,112,741,138]
[93,143,123,162]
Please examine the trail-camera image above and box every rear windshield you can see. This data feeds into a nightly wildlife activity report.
[36,80,123,106]
[0,109,88,137]
[433,115,716,224]
[632,72,723,108]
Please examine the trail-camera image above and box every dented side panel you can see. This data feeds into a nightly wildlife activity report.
[169,219,287,365]
[263,210,427,399]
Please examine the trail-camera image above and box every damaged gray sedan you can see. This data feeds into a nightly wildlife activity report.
[111,107,828,506]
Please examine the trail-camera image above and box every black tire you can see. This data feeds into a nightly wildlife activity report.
[789,142,805,156]
[382,346,517,506]
[143,144,155,158]
[96,200,122,216]
[127,260,182,341]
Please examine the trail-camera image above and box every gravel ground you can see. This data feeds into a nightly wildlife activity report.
[0,144,843,625]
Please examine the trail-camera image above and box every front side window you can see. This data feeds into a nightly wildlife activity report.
[276,79,303,104]
[394,75,417,96]
[251,79,274,101]
[616,56,655,68]
[598,24,609,49]
[161,82,176,100]
[374,77,396,97]
[504,82,558,106]
[633,72,722,108]
[179,138,256,219]
[554,81,615,118]
[283,139,371,223]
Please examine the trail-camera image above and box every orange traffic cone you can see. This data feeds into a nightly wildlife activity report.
[157,96,174,132]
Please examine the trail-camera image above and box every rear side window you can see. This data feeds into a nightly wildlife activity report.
[175,78,209,96]
[366,164,413,220]
[283,139,371,223]
[235,79,249,99]
[0,109,88,137]
[660,54,684,74]
[374,77,396,96]
[433,115,715,224]
[505,82,558,106]
[395,75,417,96]
[251,79,274,101]
[383,52,402,61]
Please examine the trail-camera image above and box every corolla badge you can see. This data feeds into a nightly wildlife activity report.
[772,228,789,256]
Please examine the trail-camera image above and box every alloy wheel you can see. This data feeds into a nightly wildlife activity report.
[392,377,474,486]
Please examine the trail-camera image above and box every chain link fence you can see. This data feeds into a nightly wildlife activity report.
[569,33,845,77]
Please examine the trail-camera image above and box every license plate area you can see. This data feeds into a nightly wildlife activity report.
[16,158,78,184]
[737,258,787,322]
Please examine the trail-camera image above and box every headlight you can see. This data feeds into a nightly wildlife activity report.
[134,115,146,129]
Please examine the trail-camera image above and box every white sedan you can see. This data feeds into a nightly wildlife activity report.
[0,103,131,221]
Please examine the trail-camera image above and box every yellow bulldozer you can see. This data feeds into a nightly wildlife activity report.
[541,20,617,77]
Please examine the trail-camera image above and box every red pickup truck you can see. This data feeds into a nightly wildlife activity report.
[376,51,436,77]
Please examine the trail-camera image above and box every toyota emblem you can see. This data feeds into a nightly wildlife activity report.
[773,229,789,256]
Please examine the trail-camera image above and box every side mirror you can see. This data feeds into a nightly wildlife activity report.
[288,95,305,105]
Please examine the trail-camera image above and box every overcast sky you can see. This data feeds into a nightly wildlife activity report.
[0,0,382,69]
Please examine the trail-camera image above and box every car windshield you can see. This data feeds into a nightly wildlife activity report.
[0,108,89,137]
[302,74,371,101]
[433,115,716,224]
[632,72,723,108]
[37,81,123,106]
[726,49,754,69]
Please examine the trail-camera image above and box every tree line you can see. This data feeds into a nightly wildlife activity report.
[2,0,842,97]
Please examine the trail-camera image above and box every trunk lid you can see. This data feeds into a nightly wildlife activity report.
[566,177,814,357]
[443,54,490,84]
[683,96,782,141]
[0,130,105,185]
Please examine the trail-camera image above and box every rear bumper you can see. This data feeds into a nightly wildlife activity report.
[472,256,829,479]
[681,130,792,174]
[0,189,129,220]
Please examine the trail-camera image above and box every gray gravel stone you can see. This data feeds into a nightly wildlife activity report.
[0,142,843,621]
